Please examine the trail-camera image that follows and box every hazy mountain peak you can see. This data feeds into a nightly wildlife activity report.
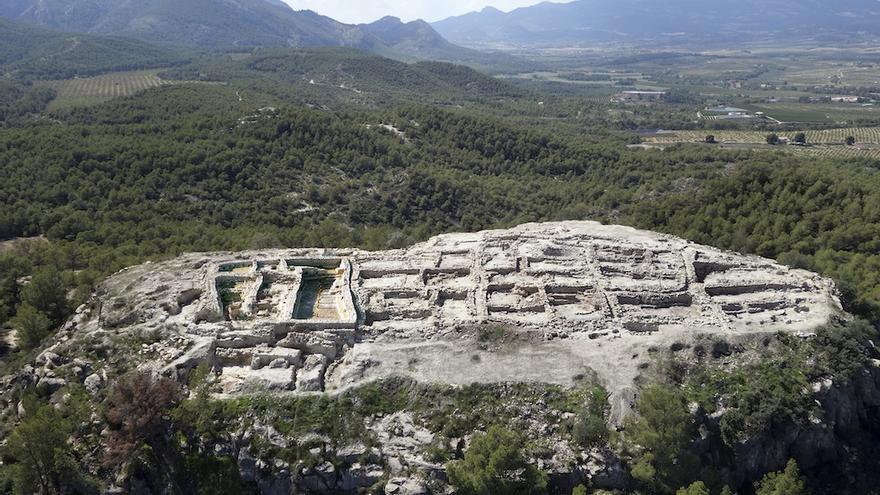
[374,15,404,24]
[262,0,293,10]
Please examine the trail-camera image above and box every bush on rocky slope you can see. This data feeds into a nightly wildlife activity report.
[0,391,99,495]
[446,426,548,495]
[642,318,880,493]
[618,385,698,494]
[754,459,807,495]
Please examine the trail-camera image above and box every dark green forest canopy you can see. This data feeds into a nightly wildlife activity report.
[0,18,185,80]
[244,49,527,98]
[155,48,530,111]
[0,85,713,255]
[1,83,880,327]
[152,49,707,130]
[0,81,54,122]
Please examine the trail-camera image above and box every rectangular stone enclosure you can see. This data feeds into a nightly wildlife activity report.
[207,257,357,330]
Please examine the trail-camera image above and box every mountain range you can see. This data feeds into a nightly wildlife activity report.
[433,0,880,48]
[0,0,481,62]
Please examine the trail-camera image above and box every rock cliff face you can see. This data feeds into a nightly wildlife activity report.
[74,221,840,398]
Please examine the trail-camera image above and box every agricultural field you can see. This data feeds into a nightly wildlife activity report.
[669,52,880,88]
[796,145,880,161]
[500,70,665,90]
[642,127,880,161]
[685,84,814,99]
[39,70,172,109]
[780,62,880,87]
[743,102,880,124]
[644,127,880,145]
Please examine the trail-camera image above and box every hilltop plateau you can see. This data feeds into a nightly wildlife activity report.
[8,222,874,493]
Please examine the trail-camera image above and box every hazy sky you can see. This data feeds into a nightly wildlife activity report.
[283,0,560,24]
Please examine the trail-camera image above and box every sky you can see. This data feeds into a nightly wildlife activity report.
[282,0,559,24]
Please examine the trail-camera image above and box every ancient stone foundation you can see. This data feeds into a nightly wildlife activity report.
[92,222,841,395]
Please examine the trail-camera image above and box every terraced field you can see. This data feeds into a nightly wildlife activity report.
[41,70,172,109]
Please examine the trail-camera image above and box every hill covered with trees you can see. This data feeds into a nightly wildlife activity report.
[1,84,879,492]
[3,83,880,328]
[1,12,880,494]
[0,18,185,80]
[157,48,530,109]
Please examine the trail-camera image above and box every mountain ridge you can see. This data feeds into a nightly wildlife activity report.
[0,0,480,62]
[433,0,880,48]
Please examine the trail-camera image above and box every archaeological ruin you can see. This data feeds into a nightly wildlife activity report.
[88,222,841,396]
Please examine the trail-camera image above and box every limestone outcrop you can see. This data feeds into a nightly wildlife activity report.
[74,221,840,396]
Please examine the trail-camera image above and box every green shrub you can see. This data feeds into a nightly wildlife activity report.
[715,359,812,445]
[677,481,710,495]
[572,387,609,449]
[755,459,807,495]
[10,304,51,350]
[0,269,19,326]
[20,268,68,326]
[805,319,877,382]
[175,454,249,495]
[622,385,698,494]
[424,439,452,463]
[684,321,876,446]
[446,426,547,495]
[4,401,97,495]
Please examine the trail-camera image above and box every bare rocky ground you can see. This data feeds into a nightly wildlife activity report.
[0,235,47,254]
[3,221,849,494]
